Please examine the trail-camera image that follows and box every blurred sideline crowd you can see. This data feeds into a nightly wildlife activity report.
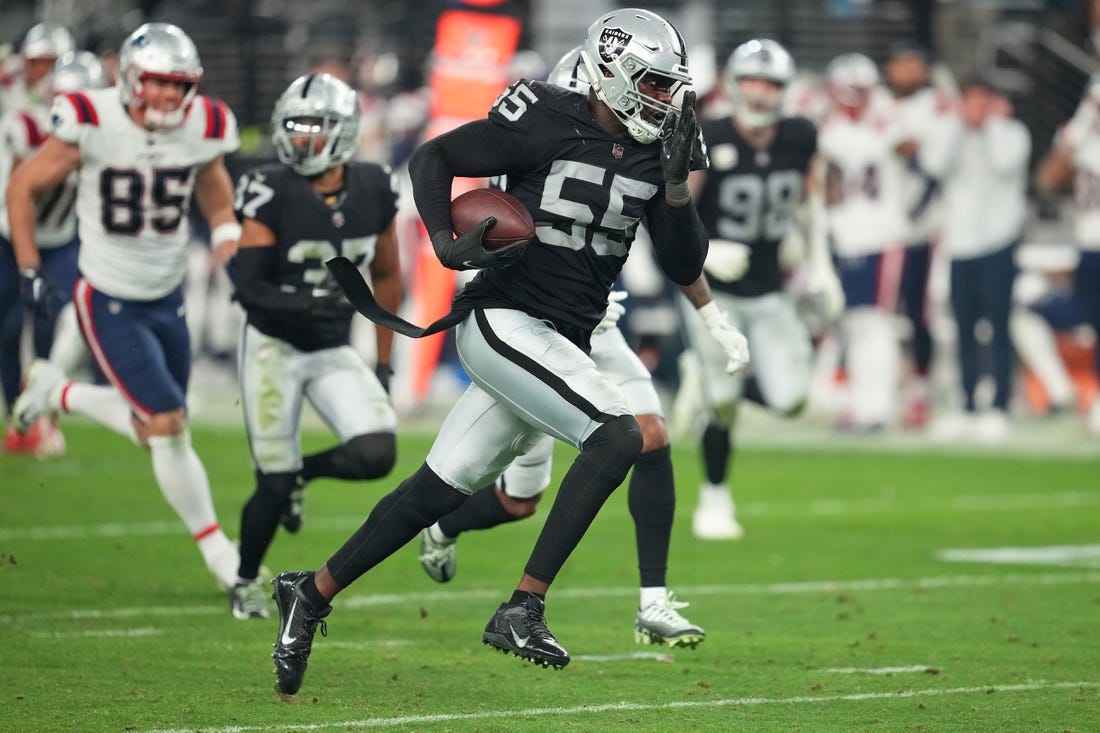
[2,14,1100,460]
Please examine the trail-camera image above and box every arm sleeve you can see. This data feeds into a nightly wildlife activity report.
[408,118,531,239]
[234,245,309,314]
[644,195,709,286]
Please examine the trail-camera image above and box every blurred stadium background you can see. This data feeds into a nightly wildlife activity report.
[3,0,1100,445]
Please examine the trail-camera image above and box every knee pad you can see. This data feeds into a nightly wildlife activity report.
[345,432,397,479]
[582,414,643,465]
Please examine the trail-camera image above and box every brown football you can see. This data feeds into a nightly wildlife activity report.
[451,188,535,251]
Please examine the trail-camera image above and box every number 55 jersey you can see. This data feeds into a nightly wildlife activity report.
[49,87,239,301]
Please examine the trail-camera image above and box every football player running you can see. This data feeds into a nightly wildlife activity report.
[7,23,243,590]
[680,39,842,539]
[416,44,750,650]
[227,73,402,620]
[269,8,727,694]
[0,24,79,455]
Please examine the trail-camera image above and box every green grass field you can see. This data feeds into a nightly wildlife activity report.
[2,420,1098,732]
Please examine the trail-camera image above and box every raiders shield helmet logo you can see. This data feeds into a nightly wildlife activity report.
[599,27,632,63]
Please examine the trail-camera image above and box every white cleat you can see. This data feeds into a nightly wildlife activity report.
[418,526,456,583]
[692,484,744,540]
[31,416,66,458]
[634,590,706,648]
[12,359,64,433]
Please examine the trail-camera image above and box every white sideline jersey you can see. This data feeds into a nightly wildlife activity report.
[0,103,78,247]
[1061,112,1100,251]
[818,97,909,257]
[893,86,952,244]
[49,87,239,300]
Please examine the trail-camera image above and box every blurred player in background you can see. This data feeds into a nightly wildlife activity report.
[7,23,242,589]
[268,8,727,694]
[885,41,952,429]
[416,45,749,650]
[1,35,93,456]
[228,72,402,620]
[0,23,74,115]
[922,79,1029,443]
[678,39,841,539]
[818,53,909,432]
[1034,72,1100,434]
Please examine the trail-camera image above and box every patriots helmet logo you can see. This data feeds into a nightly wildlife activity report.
[598,27,632,63]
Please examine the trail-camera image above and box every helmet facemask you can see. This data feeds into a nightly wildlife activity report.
[272,73,360,177]
[580,9,692,144]
[118,23,204,129]
[724,39,794,129]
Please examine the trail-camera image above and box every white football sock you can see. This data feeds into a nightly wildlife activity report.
[47,304,89,376]
[61,383,140,444]
[640,586,668,608]
[148,430,237,587]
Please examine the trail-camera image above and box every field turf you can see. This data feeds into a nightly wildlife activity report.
[2,420,1098,731]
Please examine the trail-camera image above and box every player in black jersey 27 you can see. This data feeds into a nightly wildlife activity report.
[268,8,720,693]
[675,39,844,540]
[229,73,402,622]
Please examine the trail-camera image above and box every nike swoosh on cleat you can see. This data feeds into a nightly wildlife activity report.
[462,260,477,269]
[508,623,530,648]
[280,597,298,645]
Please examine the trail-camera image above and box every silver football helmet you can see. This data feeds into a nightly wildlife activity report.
[826,53,879,109]
[548,46,590,95]
[272,73,360,177]
[118,23,203,128]
[52,51,107,95]
[724,39,795,129]
[580,8,692,144]
[21,22,75,61]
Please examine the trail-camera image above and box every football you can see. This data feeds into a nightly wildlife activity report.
[451,188,535,251]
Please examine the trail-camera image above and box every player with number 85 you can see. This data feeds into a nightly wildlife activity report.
[6,23,244,590]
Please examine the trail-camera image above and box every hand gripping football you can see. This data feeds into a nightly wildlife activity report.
[451,188,535,251]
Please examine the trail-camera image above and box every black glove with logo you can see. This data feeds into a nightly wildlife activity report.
[431,217,528,271]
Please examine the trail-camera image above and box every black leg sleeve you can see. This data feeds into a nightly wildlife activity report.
[238,471,298,580]
[702,423,731,486]
[438,483,517,538]
[301,432,397,482]
[524,415,642,585]
[326,463,468,588]
[628,445,675,588]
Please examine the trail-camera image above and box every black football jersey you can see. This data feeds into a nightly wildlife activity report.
[454,80,702,344]
[696,116,816,297]
[234,161,398,351]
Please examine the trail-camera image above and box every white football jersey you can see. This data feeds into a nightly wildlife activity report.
[818,96,909,257]
[50,87,239,300]
[1061,112,1100,251]
[893,86,952,244]
[0,103,79,248]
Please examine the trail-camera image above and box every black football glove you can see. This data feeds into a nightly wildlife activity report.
[431,216,528,271]
[20,267,60,320]
[661,90,698,204]
[374,363,393,394]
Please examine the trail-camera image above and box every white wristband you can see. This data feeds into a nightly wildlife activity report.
[698,300,723,330]
[211,221,242,247]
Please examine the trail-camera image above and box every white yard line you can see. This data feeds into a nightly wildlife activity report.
[29,626,163,638]
[572,651,674,663]
[3,488,1098,541]
[937,544,1100,568]
[825,665,934,674]
[2,570,1098,624]
[138,680,1098,733]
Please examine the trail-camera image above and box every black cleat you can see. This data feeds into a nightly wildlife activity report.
[482,593,570,669]
[279,475,306,534]
[271,571,331,695]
